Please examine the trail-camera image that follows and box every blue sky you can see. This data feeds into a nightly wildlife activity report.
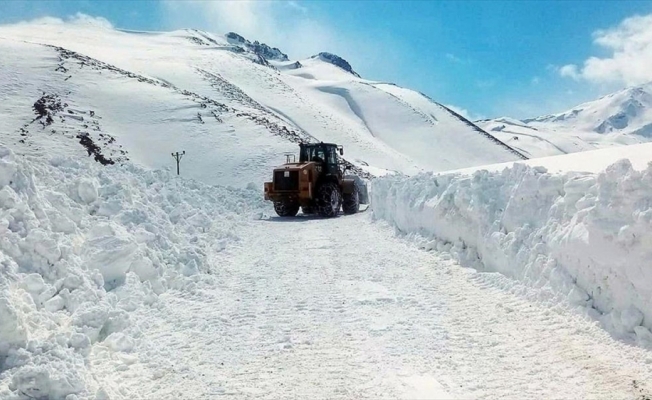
[3,1,652,119]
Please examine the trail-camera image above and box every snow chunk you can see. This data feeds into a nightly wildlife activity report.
[129,257,157,281]
[9,362,83,399]
[0,146,16,188]
[25,229,62,265]
[22,273,45,294]
[83,235,138,285]
[69,332,91,350]
[0,295,28,354]
[77,179,98,204]
[44,295,65,312]
[0,159,16,188]
[634,326,652,348]
[621,306,644,332]
[104,332,135,352]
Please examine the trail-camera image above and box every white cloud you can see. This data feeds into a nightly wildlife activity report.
[15,16,64,25]
[162,1,341,60]
[68,12,113,28]
[558,13,652,85]
[444,104,485,121]
[11,12,113,29]
[559,64,580,80]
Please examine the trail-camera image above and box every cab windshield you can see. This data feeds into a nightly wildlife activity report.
[299,145,336,164]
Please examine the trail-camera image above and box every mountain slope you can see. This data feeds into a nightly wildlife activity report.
[476,117,602,158]
[0,21,524,184]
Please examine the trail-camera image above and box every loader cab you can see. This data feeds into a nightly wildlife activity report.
[299,143,343,176]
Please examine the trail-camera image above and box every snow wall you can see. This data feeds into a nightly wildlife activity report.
[0,145,264,399]
[371,159,652,347]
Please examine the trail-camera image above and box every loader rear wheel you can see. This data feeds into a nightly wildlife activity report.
[317,183,341,218]
[274,201,299,217]
[342,182,360,215]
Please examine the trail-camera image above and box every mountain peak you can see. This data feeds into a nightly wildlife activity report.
[225,32,289,62]
[312,52,360,77]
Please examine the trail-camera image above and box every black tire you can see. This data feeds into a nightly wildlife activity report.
[317,182,341,218]
[342,182,360,214]
[274,201,299,217]
[301,205,316,215]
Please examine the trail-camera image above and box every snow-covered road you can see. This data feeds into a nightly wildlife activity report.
[107,213,652,399]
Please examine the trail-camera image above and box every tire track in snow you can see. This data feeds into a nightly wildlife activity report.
[118,214,652,399]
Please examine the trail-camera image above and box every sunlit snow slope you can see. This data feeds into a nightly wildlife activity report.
[0,21,524,184]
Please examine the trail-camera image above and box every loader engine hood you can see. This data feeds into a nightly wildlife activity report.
[273,162,314,174]
[271,162,317,192]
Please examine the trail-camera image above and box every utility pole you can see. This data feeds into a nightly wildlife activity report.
[171,151,185,175]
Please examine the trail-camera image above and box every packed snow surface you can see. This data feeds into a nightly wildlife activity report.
[111,214,652,399]
[371,148,652,346]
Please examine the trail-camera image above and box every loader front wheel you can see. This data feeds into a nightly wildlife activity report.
[342,182,360,215]
[274,201,300,217]
[317,183,341,218]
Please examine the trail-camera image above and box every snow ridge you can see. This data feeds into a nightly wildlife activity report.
[0,145,264,399]
[371,159,652,348]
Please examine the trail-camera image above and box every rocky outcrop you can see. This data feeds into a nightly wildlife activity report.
[225,32,289,62]
[313,52,360,77]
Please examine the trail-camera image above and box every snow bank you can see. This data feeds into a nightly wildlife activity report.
[0,146,264,399]
[371,159,652,347]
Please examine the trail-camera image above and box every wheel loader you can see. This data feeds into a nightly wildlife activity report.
[264,142,369,217]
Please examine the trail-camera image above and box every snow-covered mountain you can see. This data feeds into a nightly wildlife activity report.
[0,21,524,188]
[477,83,652,159]
[526,82,652,135]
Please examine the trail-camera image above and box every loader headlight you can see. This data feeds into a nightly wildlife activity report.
[303,170,308,175]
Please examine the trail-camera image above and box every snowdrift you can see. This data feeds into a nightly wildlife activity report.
[0,146,263,399]
[371,158,652,347]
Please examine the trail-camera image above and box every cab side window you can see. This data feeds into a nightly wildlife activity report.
[327,148,337,165]
[311,148,325,163]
